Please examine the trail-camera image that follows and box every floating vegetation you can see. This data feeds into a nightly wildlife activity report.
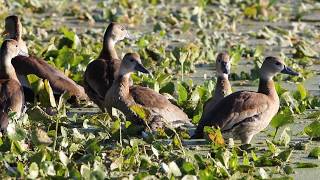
[0,0,319,179]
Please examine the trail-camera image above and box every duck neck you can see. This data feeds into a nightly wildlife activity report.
[214,75,231,99]
[117,73,131,96]
[258,78,278,100]
[0,53,19,82]
[99,33,118,60]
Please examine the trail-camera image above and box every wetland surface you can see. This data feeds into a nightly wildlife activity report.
[0,0,320,179]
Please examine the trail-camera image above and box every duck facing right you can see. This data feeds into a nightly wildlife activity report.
[192,56,299,144]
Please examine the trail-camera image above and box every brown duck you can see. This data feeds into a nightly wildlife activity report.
[192,57,298,144]
[84,22,130,111]
[105,53,191,130]
[203,52,232,114]
[0,39,25,131]
[3,15,88,103]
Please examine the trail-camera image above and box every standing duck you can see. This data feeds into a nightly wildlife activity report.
[192,56,298,144]
[105,53,191,130]
[84,22,130,111]
[203,52,232,114]
[0,39,24,131]
[2,15,88,103]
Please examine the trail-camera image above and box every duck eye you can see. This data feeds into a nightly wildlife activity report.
[275,62,281,66]
[218,59,221,63]
[15,45,18,48]
[130,59,134,62]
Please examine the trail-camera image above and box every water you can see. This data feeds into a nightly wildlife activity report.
[13,0,320,178]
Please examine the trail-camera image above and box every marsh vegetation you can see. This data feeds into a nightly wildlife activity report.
[0,0,319,179]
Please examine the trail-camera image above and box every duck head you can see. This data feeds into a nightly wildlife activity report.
[260,56,299,81]
[104,22,131,45]
[2,15,22,39]
[216,52,231,77]
[119,53,149,76]
[1,39,23,59]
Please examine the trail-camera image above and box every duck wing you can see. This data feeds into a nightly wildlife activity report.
[195,91,271,136]
[130,86,169,108]
[12,55,87,100]
[84,58,121,101]
[0,80,24,131]
[130,86,190,125]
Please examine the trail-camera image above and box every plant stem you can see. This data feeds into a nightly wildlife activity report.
[181,62,184,81]
[273,127,279,141]
[53,118,59,152]
[119,120,122,147]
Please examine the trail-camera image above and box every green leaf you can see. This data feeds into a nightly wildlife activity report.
[244,6,257,19]
[130,105,150,121]
[296,162,319,168]
[189,88,200,107]
[90,169,105,180]
[308,147,320,159]
[110,157,123,171]
[181,162,195,174]
[38,79,56,108]
[242,151,250,166]
[203,126,224,146]
[17,162,24,177]
[266,140,280,155]
[168,161,182,177]
[60,27,81,49]
[276,149,293,162]
[296,83,307,100]
[229,150,239,170]
[279,127,291,147]
[307,111,320,119]
[27,74,41,95]
[151,145,159,159]
[283,165,295,174]
[59,151,69,167]
[44,80,56,107]
[111,119,121,135]
[57,92,71,114]
[270,110,294,129]
[259,167,269,179]
[173,135,182,149]
[27,162,39,179]
[80,165,91,179]
[27,106,54,124]
[31,128,53,146]
[177,82,188,105]
[294,41,318,58]
[41,161,56,176]
[199,168,215,179]
[7,125,26,142]
[304,120,320,138]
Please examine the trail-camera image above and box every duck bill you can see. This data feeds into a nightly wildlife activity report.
[221,62,230,74]
[135,63,149,74]
[281,66,299,76]
[18,50,29,57]
[125,32,134,40]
